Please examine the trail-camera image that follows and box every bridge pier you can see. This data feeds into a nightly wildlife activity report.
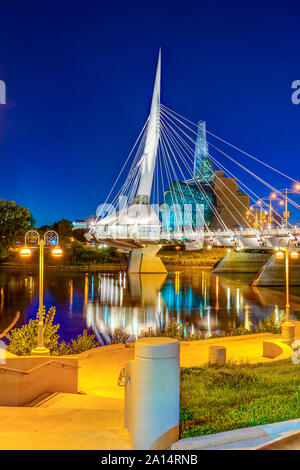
[127,245,167,274]
[213,251,271,273]
[250,255,300,286]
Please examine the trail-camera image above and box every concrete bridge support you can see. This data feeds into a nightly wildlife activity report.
[213,251,271,273]
[250,255,300,286]
[127,245,167,274]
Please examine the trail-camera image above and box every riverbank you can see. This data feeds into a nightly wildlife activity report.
[0,263,127,272]
[0,247,227,271]
[159,247,227,267]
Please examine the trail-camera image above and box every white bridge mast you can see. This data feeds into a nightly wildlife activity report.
[133,49,161,204]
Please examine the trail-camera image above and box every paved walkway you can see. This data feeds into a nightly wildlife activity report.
[0,331,297,450]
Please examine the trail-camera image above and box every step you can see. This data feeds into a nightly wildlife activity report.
[0,405,132,450]
[25,392,62,408]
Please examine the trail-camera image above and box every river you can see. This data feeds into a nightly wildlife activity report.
[0,267,299,345]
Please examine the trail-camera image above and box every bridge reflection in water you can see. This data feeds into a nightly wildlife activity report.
[1,269,299,345]
[82,271,299,345]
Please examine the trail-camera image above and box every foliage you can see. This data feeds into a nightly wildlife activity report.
[52,218,74,240]
[6,307,60,355]
[6,307,99,355]
[138,314,282,341]
[66,241,128,266]
[0,199,35,260]
[68,330,98,354]
[111,328,130,344]
[139,318,192,341]
[180,360,300,438]
[72,228,87,242]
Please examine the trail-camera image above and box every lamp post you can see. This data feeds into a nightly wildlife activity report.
[272,184,300,228]
[275,243,298,344]
[20,230,63,355]
[248,200,268,229]
[248,185,300,230]
[269,193,277,227]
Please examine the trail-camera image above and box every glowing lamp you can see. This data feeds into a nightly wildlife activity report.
[275,251,284,259]
[290,250,299,259]
[20,247,32,257]
[207,245,212,250]
[51,246,63,257]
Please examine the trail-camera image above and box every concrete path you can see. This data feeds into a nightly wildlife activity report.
[172,418,300,450]
[179,333,289,367]
[0,399,132,450]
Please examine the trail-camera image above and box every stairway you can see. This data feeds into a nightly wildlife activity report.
[0,392,132,450]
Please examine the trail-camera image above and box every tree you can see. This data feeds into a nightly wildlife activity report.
[0,199,34,258]
[72,228,87,242]
[52,218,73,240]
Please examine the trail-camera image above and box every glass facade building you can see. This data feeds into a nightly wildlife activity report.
[161,120,216,233]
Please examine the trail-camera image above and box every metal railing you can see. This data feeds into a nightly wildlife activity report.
[0,359,79,376]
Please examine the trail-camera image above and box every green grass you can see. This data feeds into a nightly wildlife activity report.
[159,248,227,266]
[180,360,300,438]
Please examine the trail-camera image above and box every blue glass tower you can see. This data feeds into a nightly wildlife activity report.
[193,120,214,182]
[161,120,216,232]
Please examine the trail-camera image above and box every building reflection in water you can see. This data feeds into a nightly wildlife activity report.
[0,287,4,313]
[244,304,251,331]
[3,268,298,345]
[80,270,300,345]
[69,279,73,317]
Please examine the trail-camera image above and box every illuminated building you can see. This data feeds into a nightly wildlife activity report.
[162,120,250,231]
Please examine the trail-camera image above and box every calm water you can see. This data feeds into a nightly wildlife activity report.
[1,267,300,344]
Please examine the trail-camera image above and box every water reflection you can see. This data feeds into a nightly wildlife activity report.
[0,268,299,344]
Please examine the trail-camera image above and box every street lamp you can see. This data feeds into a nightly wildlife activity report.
[250,186,300,230]
[275,243,299,344]
[273,185,300,228]
[20,230,63,356]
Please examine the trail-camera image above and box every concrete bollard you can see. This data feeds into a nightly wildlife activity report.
[209,345,226,365]
[124,337,180,450]
[282,322,295,345]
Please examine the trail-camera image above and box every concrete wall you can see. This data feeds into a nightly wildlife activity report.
[251,255,300,286]
[213,251,271,273]
[0,356,78,406]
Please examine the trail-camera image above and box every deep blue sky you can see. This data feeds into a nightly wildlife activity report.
[0,0,299,225]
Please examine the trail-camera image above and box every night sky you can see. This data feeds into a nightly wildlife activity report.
[0,0,299,225]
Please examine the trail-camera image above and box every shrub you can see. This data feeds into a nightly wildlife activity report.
[69,330,98,354]
[139,318,191,341]
[66,241,128,266]
[138,313,281,342]
[111,328,130,344]
[6,307,60,355]
[6,307,99,356]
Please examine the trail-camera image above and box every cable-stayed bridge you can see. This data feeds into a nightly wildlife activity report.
[87,50,300,273]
